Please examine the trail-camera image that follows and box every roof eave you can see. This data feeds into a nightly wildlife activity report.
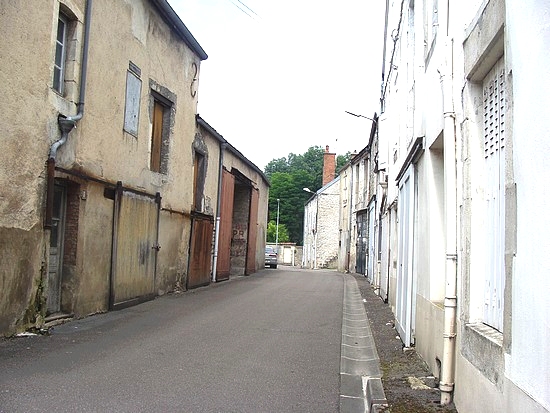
[150,0,208,60]
[196,115,270,187]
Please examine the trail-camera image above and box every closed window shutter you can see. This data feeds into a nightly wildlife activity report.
[482,56,505,331]
[151,101,164,172]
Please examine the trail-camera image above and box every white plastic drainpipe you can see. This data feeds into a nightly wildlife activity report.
[440,37,458,406]
[212,142,226,282]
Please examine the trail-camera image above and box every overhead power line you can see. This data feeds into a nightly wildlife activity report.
[227,0,260,19]
[237,0,259,17]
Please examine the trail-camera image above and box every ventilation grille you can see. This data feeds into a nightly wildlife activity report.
[483,64,505,158]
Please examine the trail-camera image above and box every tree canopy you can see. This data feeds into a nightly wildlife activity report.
[264,146,351,245]
[266,221,289,243]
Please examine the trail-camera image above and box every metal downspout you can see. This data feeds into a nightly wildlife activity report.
[314,193,319,270]
[212,142,227,282]
[109,181,123,310]
[380,0,390,112]
[153,192,162,288]
[440,37,458,406]
[346,165,354,272]
[385,206,392,302]
[45,0,92,228]
[51,0,92,156]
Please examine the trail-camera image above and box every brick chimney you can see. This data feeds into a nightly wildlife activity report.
[322,145,336,186]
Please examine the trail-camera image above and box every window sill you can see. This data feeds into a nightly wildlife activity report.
[466,322,503,347]
[49,88,77,115]
[462,322,504,386]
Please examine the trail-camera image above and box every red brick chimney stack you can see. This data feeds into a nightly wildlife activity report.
[322,145,336,186]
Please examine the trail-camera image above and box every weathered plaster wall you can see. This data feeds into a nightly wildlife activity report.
[0,225,46,333]
[197,131,221,217]
[63,181,112,316]
[0,0,85,334]
[0,0,204,334]
[64,0,200,207]
[53,0,201,315]
[157,210,189,292]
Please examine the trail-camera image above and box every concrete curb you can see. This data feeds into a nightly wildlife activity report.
[340,274,388,413]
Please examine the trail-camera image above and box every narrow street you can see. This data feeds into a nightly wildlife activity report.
[0,268,343,413]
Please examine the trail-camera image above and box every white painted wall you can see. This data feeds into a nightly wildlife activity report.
[506,0,550,408]
[302,193,318,269]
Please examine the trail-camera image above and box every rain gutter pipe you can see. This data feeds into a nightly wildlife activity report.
[440,37,458,406]
[45,0,92,228]
[314,193,318,270]
[212,142,227,282]
[380,0,390,112]
[346,164,354,272]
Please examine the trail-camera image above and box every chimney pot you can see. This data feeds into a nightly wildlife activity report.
[322,145,336,186]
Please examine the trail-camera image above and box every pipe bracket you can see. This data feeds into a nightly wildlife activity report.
[439,382,455,393]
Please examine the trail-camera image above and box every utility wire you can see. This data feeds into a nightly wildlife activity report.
[237,0,259,17]
[227,0,259,19]
[381,0,406,106]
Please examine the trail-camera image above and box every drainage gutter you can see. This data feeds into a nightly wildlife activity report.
[439,37,458,406]
[340,274,387,412]
[45,0,92,229]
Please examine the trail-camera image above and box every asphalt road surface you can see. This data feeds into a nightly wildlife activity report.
[0,267,343,413]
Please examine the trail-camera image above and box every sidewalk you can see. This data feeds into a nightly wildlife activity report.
[352,274,458,413]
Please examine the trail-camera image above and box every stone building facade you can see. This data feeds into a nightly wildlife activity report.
[0,0,268,336]
[303,147,340,269]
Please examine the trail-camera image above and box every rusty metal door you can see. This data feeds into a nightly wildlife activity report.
[187,212,214,289]
[245,188,259,275]
[111,186,159,309]
[216,170,235,281]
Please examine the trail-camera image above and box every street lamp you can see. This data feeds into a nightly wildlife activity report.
[275,198,280,253]
[303,187,314,194]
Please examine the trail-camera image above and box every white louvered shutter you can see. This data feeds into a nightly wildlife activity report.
[482,56,505,331]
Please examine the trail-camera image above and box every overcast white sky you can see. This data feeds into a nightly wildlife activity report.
[168,0,386,170]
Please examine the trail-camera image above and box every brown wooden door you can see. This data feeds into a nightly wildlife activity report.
[216,170,235,281]
[245,188,259,275]
[111,189,159,309]
[187,213,214,289]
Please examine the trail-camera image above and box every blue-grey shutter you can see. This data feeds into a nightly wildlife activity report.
[483,57,505,331]
[123,70,142,137]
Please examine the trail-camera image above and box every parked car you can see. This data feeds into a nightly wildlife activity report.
[265,246,278,268]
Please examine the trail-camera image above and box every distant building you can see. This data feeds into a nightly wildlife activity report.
[303,147,340,269]
[337,118,380,287]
